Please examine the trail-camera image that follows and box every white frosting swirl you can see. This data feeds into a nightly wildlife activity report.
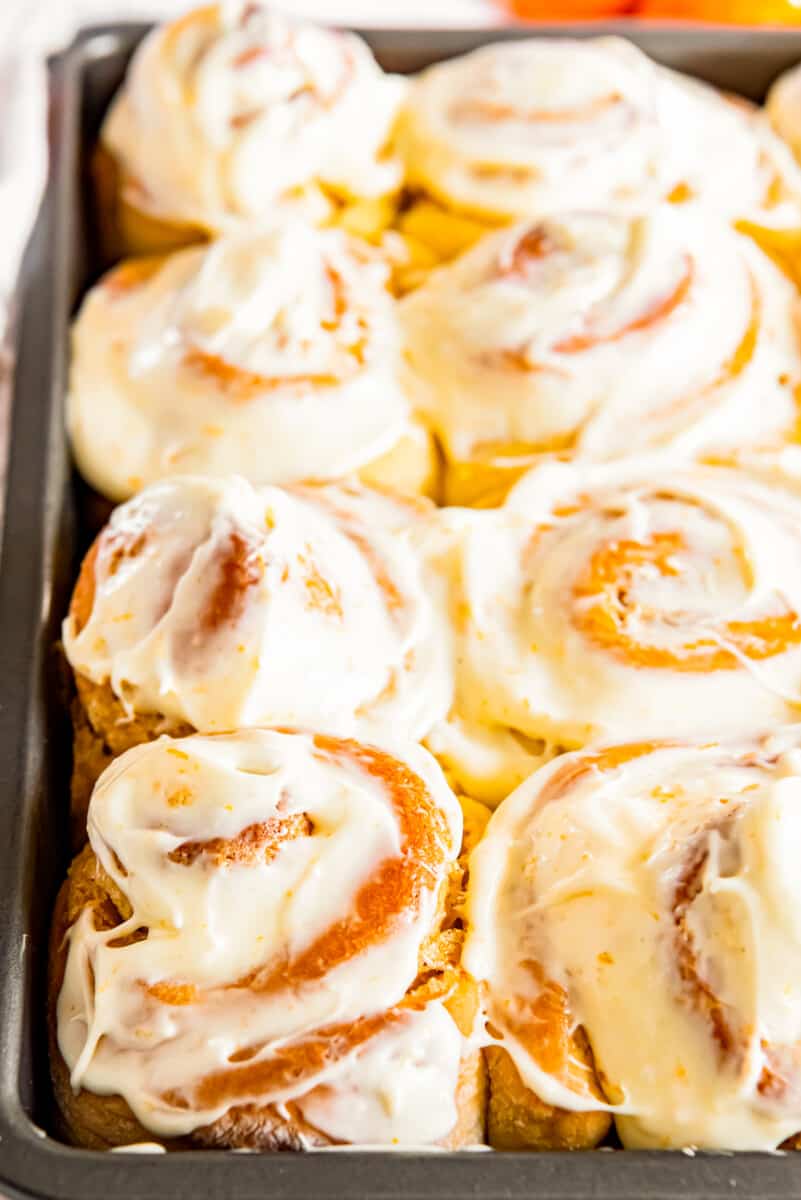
[68,225,421,501]
[401,204,801,469]
[397,36,800,222]
[62,475,452,740]
[102,2,404,231]
[58,728,464,1142]
[427,458,801,803]
[465,728,801,1149]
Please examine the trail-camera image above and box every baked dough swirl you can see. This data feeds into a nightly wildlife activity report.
[396,37,801,225]
[465,728,801,1149]
[64,473,451,765]
[99,2,404,239]
[52,728,482,1147]
[401,205,801,505]
[427,458,801,803]
[68,225,435,502]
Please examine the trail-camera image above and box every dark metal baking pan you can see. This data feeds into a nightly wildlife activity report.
[2,19,801,1200]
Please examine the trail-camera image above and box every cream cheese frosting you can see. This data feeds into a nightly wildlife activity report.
[68,225,422,501]
[465,728,801,1149]
[426,458,801,803]
[396,36,801,223]
[58,728,465,1142]
[62,474,452,741]
[401,204,801,469]
[101,2,405,231]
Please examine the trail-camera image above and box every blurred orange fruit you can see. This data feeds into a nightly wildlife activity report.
[502,0,801,19]
[502,0,635,17]
[635,0,801,22]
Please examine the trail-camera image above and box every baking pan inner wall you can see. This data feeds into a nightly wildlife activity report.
[6,20,801,1200]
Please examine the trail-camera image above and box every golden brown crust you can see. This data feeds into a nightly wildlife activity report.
[69,540,99,635]
[443,1046,486,1148]
[73,670,193,760]
[70,676,192,842]
[69,697,115,847]
[459,795,492,857]
[49,794,487,1150]
[92,143,207,265]
[485,1040,611,1151]
[453,795,609,1150]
